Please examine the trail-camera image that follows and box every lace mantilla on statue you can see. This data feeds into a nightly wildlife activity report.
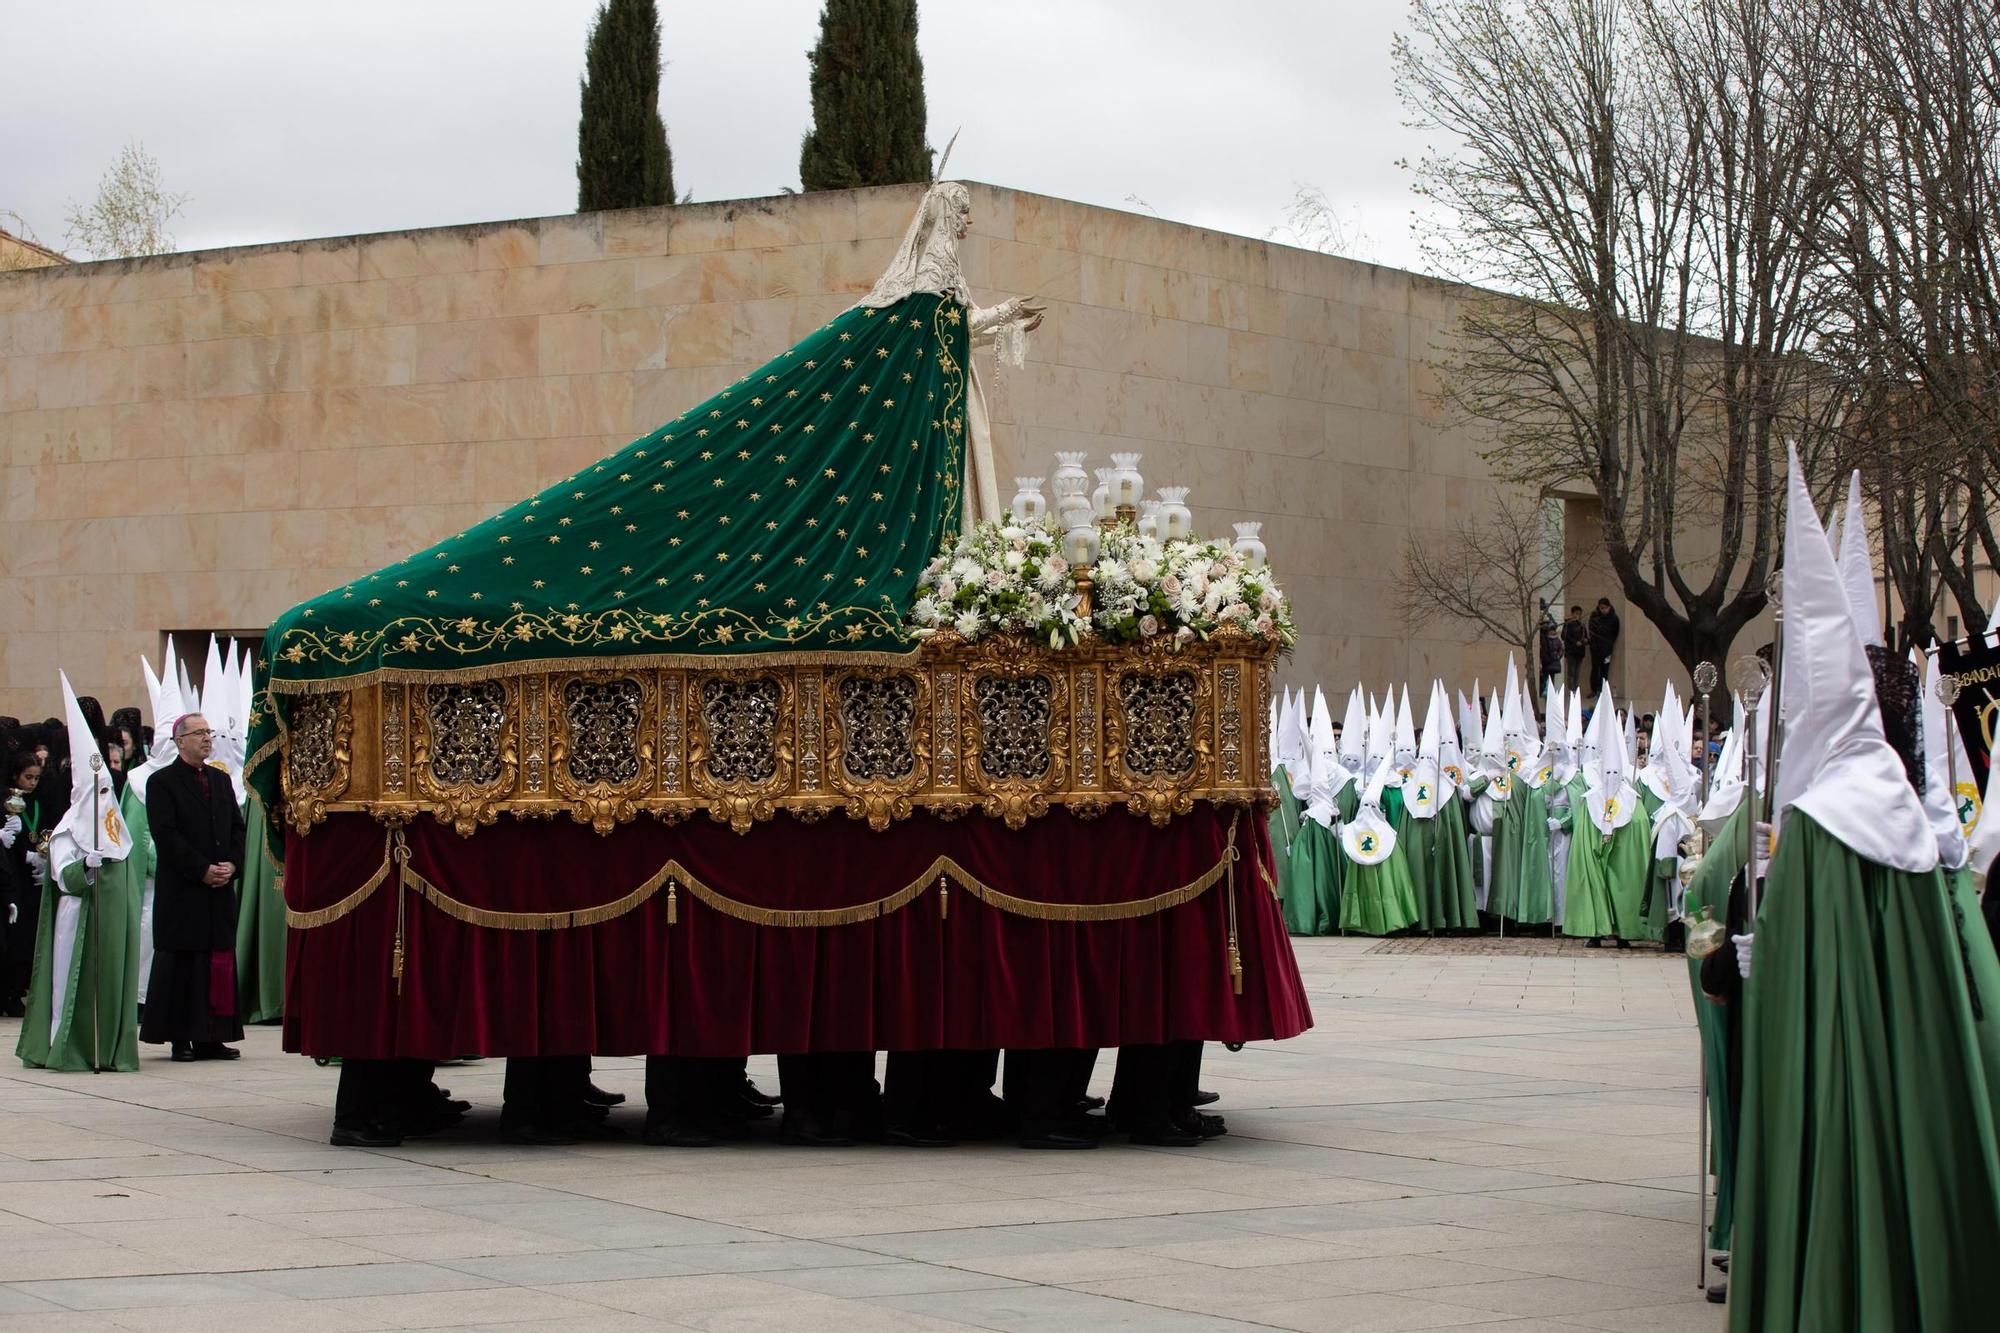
[856,182,1029,369]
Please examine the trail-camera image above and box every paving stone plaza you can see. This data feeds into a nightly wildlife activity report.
[0,938,1720,1331]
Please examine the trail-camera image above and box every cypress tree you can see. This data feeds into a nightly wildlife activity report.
[799,0,930,192]
[576,0,674,211]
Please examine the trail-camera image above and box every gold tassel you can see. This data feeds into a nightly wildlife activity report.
[667,877,678,925]
[939,873,948,919]
[390,827,409,995]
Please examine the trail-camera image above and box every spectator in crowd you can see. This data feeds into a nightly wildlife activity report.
[1588,598,1621,695]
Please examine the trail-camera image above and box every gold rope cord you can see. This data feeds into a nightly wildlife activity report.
[287,822,1241,932]
[283,827,394,928]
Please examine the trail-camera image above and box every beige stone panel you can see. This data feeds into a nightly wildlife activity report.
[86,263,196,307]
[272,328,359,394]
[350,324,417,387]
[1008,191,1080,253]
[301,387,385,452]
[1200,279,1253,332]
[600,306,666,371]
[317,278,393,332]
[786,294,851,341]
[300,242,362,286]
[1358,305,1409,361]
[477,376,551,441]
[1321,402,1411,470]
[413,316,538,384]
[1116,374,1182,445]
[541,372,633,438]
[631,365,734,427]
[855,185,927,241]
[473,225,537,271]
[185,453,247,513]
[536,435,612,484]
[471,439,539,503]
[378,383,457,447]
[1226,331,1270,394]
[537,214,603,266]
[295,448,360,510]
[538,310,603,376]
[498,260,635,318]
[657,209,733,256]
[662,302,735,366]
[1028,364,1124,437]
[187,336,283,400]
[193,249,303,295]
[361,234,439,281]
[61,304,113,352]
[34,350,88,409]
[106,297,188,347]
[731,299,795,366]
[0,352,35,412]
[822,237,899,295]
[634,253,705,306]
[0,308,66,356]
[384,272,457,325]
[985,239,1042,298]
[0,627,60,697]
[0,461,50,524]
[734,195,858,249]
[600,209,677,259]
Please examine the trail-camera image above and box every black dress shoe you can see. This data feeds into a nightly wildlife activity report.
[1127,1121,1205,1147]
[1018,1131,1098,1149]
[1192,1090,1220,1106]
[169,1044,196,1063]
[583,1082,626,1107]
[741,1077,781,1108]
[1077,1094,1106,1112]
[778,1113,854,1147]
[193,1043,241,1060]
[330,1125,403,1148]
[1706,1280,1727,1304]
[1174,1110,1227,1139]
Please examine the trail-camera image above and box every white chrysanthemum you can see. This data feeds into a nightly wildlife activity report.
[954,611,983,638]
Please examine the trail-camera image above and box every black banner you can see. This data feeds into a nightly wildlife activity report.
[1938,632,2000,800]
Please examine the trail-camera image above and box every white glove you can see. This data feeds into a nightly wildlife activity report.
[84,850,103,871]
[5,902,14,924]
[1733,932,1754,980]
[26,850,48,883]
[0,814,19,848]
[1547,817,1563,833]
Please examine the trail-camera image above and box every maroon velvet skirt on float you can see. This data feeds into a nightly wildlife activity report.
[280,805,1313,1061]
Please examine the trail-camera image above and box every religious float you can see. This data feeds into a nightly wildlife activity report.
[246,183,1312,1060]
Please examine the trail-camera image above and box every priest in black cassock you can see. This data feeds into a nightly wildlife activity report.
[140,713,245,1061]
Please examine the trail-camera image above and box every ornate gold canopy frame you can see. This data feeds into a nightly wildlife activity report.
[277,628,1278,838]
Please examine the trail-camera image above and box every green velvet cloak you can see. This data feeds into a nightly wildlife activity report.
[1730,812,2000,1332]
[1683,799,1747,1251]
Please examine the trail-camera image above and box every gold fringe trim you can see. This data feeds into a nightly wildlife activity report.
[284,829,394,927]
[265,646,923,696]
[291,836,1240,932]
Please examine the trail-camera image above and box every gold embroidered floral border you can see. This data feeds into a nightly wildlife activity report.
[276,629,1277,837]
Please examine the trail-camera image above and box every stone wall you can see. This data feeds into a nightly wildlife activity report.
[0,181,1687,721]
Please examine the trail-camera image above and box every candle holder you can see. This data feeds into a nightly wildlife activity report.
[1010,477,1047,523]
[1231,522,1267,564]
[1157,486,1192,541]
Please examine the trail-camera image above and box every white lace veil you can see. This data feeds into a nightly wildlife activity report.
[856,181,973,310]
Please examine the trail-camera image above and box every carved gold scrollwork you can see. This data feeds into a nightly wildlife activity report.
[826,668,931,831]
[282,691,352,835]
[961,636,1069,829]
[1105,653,1212,826]
[549,672,656,834]
[411,679,518,835]
[689,671,795,834]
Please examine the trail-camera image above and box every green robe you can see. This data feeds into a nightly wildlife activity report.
[118,780,157,1005]
[1637,786,1669,942]
[15,853,142,1073]
[1491,776,1555,925]
[1281,778,1348,937]
[1558,781,1650,940]
[1266,767,1300,915]
[235,792,285,1023]
[1398,792,1479,933]
[1730,812,2000,1332]
[1338,805,1420,936]
[1683,800,1748,1250]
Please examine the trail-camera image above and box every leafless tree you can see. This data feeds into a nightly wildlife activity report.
[1266,184,1375,262]
[1394,0,1851,682]
[1395,489,1589,671]
[1782,0,2000,636]
[63,143,188,260]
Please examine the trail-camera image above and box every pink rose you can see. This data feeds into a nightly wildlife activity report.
[1161,574,1182,595]
[1254,615,1274,635]
[1139,614,1160,637]
[1046,555,1069,576]
[985,569,1007,590]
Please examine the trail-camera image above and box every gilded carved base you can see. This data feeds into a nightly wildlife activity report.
[273,630,1276,837]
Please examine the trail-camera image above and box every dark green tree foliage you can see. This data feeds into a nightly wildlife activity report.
[799,0,930,191]
[576,0,674,211]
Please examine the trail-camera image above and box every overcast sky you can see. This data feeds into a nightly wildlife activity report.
[5,1,1433,272]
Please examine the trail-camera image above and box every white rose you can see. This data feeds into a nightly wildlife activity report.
[1160,574,1182,596]
[985,569,1007,590]
[1259,588,1278,610]
[937,578,957,601]
[1046,555,1068,576]
[1175,625,1196,645]
[1139,614,1160,637]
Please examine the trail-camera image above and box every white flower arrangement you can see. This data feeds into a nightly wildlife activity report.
[911,516,1088,649]
[909,520,1295,652]
[1091,524,1297,649]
